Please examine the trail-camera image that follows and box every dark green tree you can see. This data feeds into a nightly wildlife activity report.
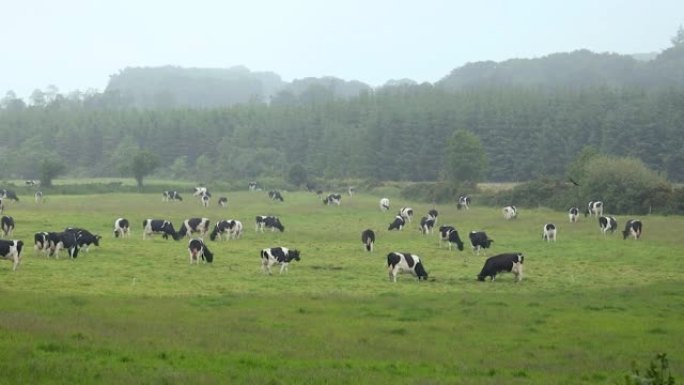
[287,163,308,187]
[443,130,489,184]
[39,157,66,187]
[125,150,160,189]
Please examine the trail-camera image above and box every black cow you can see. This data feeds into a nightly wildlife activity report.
[477,253,524,282]
[64,227,101,252]
[188,238,214,264]
[0,240,23,270]
[599,216,618,236]
[113,218,130,238]
[261,247,300,274]
[568,207,579,223]
[323,193,342,205]
[218,197,228,207]
[210,219,243,241]
[469,231,494,255]
[268,190,284,202]
[1,215,15,237]
[48,231,80,259]
[361,229,375,252]
[255,216,285,232]
[622,219,643,240]
[388,215,405,231]
[386,252,428,282]
[419,216,435,235]
[177,218,211,238]
[542,223,557,242]
[142,219,180,240]
[162,190,183,202]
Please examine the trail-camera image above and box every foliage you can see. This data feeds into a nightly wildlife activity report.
[287,163,308,187]
[625,353,677,385]
[443,130,488,184]
[124,150,160,189]
[38,156,66,187]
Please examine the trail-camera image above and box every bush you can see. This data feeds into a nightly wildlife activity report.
[625,353,677,385]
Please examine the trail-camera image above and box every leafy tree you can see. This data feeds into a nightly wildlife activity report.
[443,129,488,184]
[287,163,308,187]
[39,156,66,187]
[671,25,684,47]
[124,150,160,189]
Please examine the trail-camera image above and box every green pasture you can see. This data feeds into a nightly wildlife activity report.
[0,191,683,384]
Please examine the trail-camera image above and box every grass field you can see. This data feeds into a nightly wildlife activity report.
[0,190,683,384]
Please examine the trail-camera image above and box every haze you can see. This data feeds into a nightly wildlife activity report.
[1,0,682,99]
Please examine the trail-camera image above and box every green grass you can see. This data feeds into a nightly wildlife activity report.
[0,191,683,384]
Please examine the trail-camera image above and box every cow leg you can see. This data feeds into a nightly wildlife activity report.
[12,254,20,271]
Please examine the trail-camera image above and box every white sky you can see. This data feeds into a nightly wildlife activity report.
[1,0,682,99]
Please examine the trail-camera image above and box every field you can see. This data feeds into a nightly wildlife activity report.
[1,190,683,385]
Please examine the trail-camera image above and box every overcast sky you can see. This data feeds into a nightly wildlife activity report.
[1,0,682,99]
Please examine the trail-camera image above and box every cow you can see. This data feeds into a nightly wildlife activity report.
[568,207,579,223]
[0,198,3,214]
[542,223,557,242]
[502,205,518,220]
[379,198,390,212]
[248,181,259,191]
[399,207,413,222]
[446,228,465,251]
[35,191,44,203]
[477,253,524,282]
[188,238,214,264]
[469,231,494,255]
[0,189,19,202]
[113,218,130,238]
[586,201,604,217]
[598,216,618,236]
[64,227,101,252]
[348,186,355,197]
[34,231,52,255]
[177,218,211,239]
[438,226,455,247]
[255,216,285,232]
[361,229,375,252]
[388,215,405,231]
[419,216,435,235]
[1,215,15,237]
[217,197,228,207]
[261,247,300,274]
[48,231,80,259]
[25,179,40,186]
[142,219,179,240]
[622,219,643,240]
[268,190,284,202]
[201,193,210,207]
[323,193,342,205]
[457,195,471,210]
[193,187,209,197]
[386,252,428,282]
[162,190,183,202]
[427,209,438,224]
[210,219,243,241]
[0,240,23,270]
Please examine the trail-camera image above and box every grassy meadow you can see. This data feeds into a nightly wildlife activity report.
[0,189,683,384]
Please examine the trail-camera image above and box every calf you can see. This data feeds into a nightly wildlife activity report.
[469,231,494,255]
[64,227,101,252]
[568,207,579,223]
[255,216,285,232]
[388,215,405,231]
[386,252,428,282]
[419,216,435,235]
[502,205,518,220]
[48,231,80,259]
[217,197,228,207]
[261,247,300,274]
[113,218,130,238]
[586,201,604,217]
[622,219,643,240]
[399,207,413,222]
[598,216,618,236]
[323,193,342,205]
[542,223,557,242]
[1,215,15,237]
[268,190,284,202]
[162,190,183,201]
[188,238,214,264]
[142,219,180,240]
[379,198,390,212]
[457,195,471,210]
[361,229,375,252]
[477,253,524,282]
[0,240,23,270]
[210,219,243,240]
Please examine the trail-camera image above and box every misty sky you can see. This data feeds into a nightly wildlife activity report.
[1,0,682,99]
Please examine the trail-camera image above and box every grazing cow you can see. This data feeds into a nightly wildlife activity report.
[162,190,183,202]
[142,219,180,240]
[568,207,579,223]
[361,229,375,252]
[0,240,23,271]
[193,187,209,197]
[446,228,465,251]
[48,231,80,259]
[457,195,471,210]
[323,193,342,205]
[598,216,618,236]
[268,190,284,202]
[477,253,524,282]
[34,231,52,255]
[188,238,214,264]
[248,181,259,191]
[379,198,390,212]
[419,216,435,235]
[25,179,40,186]
[113,218,130,238]
[386,252,428,282]
[64,227,101,252]
[210,219,243,241]
[0,189,19,202]
[35,191,44,203]
[427,209,438,224]
[438,226,455,247]
[542,223,557,242]
[399,207,413,222]
[469,231,494,255]
[1,216,15,237]
[388,215,405,231]
[586,201,604,217]
[502,205,518,220]
[622,219,643,240]
[218,197,228,207]
[261,247,301,274]
[255,216,285,232]
[177,218,211,238]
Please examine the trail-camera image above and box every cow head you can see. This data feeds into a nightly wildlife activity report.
[414,261,428,280]
[289,250,301,262]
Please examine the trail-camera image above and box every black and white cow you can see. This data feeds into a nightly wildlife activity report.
[419,216,435,235]
[255,216,285,232]
[446,228,465,251]
[568,207,579,223]
[622,219,643,240]
[25,179,40,187]
[1,189,19,202]
[217,197,228,208]
[386,252,428,282]
[427,209,438,224]
[193,187,209,197]
[348,186,355,197]
[361,229,375,252]
[261,247,300,274]
[502,205,518,220]
[162,190,183,202]
[113,218,130,238]
[399,207,413,222]
[0,240,23,271]
[210,219,243,240]
[1,215,15,237]
[64,227,101,252]
[586,201,604,217]
[142,219,180,240]
[48,231,80,259]
[388,215,405,231]
[201,193,210,207]
[268,190,284,202]
[379,198,390,212]
[598,216,618,236]
[477,253,524,282]
[457,195,471,210]
[177,218,211,238]
[35,191,44,203]
[34,231,53,255]
[469,231,494,255]
[323,193,342,205]
[188,238,214,264]
[542,223,557,242]
[438,226,455,247]
[248,181,259,191]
